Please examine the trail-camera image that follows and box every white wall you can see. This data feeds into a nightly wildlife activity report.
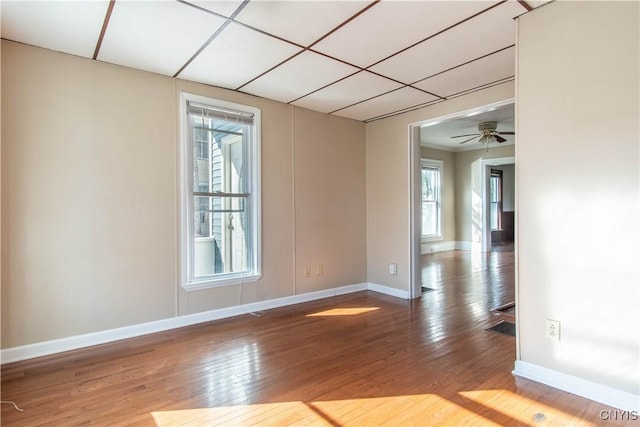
[516,0,639,403]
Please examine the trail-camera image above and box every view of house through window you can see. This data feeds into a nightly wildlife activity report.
[181,94,261,290]
[421,159,443,239]
[490,169,503,231]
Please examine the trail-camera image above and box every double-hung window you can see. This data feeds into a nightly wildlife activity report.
[421,159,443,240]
[489,169,503,231]
[180,93,261,290]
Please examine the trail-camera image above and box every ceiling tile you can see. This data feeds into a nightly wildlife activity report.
[242,51,359,104]
[369,1,523,84]
[98,2,226,76]
[235,1,369,47]
[180,22,301,90]
[292,71,403,114]
[1,0,110,58]
[527,1,554,9]
[333,87,439,121]
[186,0,245,17]
[312,1,495,68]
[414,46,515,97]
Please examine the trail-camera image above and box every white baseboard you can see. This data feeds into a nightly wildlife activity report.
[421,240,455,254]
[1,282,408,364]
[367,282,411,300]
[456,241,472,251]
[513,360,640,412]
[421,241,472,254]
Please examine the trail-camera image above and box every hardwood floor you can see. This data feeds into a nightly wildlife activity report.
[1,248,630,426]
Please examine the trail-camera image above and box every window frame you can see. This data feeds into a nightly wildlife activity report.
[179,92,261,291]
[489,169,503,231]
[421,159,443,241]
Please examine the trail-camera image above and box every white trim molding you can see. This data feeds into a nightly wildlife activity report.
[367,282,411,300]
[420,241,472,254]
[456,241,473,251]
[1,282,411,364]
[513,360,640,412]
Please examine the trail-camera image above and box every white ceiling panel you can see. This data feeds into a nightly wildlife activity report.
[242,51,359,104]
[98,2,225,76]
[526,1,553,8]
[180,22,301,90]
[292,71,403,114]
[414,46,515,97]
[235,1,369,47]
[312,1,495,68]
[2,0,549,123]
[1,0,110,58]
[187,0,245,17]
[334,87,439,122]
[369,1,524,84]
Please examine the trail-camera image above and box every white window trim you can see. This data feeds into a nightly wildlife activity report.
[421,158,443,242]
[179,92,261,291]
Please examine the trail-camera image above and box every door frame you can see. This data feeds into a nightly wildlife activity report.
[481,157,515,252]
[408,98,515,299]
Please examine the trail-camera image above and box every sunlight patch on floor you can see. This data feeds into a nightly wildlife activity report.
[151,394,503,426]
[459,389,595,426]
[306,307,380,317]
[151,401,324,426]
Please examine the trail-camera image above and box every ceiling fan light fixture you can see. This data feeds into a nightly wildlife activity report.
[450,120,514,146]
[478,121,498,132]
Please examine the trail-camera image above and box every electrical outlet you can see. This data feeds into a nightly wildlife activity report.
[316,264,323,275]
[303,266,311,277]
[389,263,397,275]
[545,319,560,341]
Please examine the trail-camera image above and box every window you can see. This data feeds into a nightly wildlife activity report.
[489,169,503,231]
[421,159,443,240]
[180,93,261,290]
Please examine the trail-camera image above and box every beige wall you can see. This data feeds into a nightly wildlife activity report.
[2,42,177,346]
[365,82,515,289]
[293,108,366,294]
[1,41,366,348]
[419,145,516,249]
[454,144,514,243]
[420,146,455,244]
[517,1,639,396]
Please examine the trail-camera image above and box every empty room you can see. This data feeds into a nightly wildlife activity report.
[1,1,638,425]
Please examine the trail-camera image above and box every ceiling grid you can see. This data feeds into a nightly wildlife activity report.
[1,0,545,123]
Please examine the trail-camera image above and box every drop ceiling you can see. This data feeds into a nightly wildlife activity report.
[1,0,549,124]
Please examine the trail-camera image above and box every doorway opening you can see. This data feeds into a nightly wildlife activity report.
[481,157,515,253]
[408,99,515,299]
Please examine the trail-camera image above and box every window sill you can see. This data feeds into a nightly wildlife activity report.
[182,273,262,292]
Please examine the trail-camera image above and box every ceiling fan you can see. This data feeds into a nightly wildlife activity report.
[451,121,515,145]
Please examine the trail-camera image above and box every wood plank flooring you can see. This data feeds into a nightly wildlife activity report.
[1,247,631,426]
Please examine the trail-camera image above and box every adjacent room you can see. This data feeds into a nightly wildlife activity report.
[2,1,638,425]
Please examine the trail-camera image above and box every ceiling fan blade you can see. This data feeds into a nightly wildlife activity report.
[497,131,515,135]
[451,133,480,138]
[459,136,478,144]
[494,135,507,143]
